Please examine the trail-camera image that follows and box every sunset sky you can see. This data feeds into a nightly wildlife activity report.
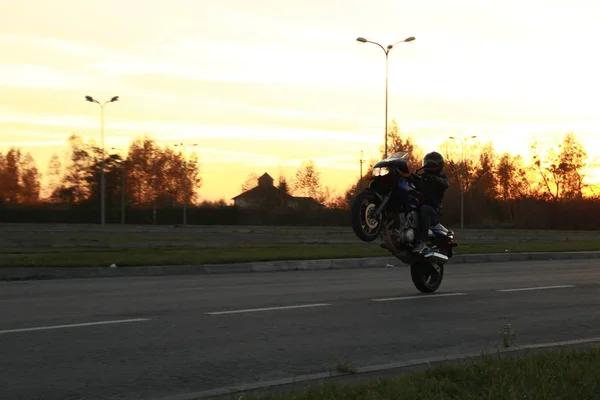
[1,0,599,201]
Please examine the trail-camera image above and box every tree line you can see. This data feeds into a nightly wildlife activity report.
[336,121,600,229]
[1,134,201,209]
[242,121,599,209]
[1,125,599,229]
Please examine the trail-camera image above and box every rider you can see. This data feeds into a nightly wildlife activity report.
[411,151,449,254]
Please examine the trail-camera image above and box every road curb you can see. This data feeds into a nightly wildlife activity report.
[2,251,600,281]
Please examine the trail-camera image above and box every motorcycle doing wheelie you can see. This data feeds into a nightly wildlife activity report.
[350,152,459,293]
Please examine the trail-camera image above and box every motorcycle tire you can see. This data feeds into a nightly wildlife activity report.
[410,259,444,293]
[351,189,383,242]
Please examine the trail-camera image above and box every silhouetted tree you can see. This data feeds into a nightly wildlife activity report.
[532,132,588,201]
[496,153,518,200]
[439,139,477,192]
[48,134,202,208]
[125,136,202,206]
[495,153,538,200]
[277,175,290,207]
[0,148,41,204]
[0,152,8,204]
[46,153,63,202]
[56,134,99,203]
[324,190,348,210]
[241,173,259,192]
[19,153,41,203]
[383,119,423,172]
[200,198,228,207]
[181,150,202,205]
[292,160,324,201]
[2,148,21,203]
[277,175,289,194]
[319,186,333,205]
[471,142,498,199]
[126,136,161,205]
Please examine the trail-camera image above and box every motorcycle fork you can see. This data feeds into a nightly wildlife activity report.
[372,192,391,218]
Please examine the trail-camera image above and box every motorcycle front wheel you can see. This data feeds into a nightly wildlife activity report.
[351,189,384,242]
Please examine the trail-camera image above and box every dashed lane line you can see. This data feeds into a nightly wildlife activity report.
[497,285,576,292]
[0,318,151,335]
[371,293,469,302]
[206,303,332,315]
[208,284,581,315]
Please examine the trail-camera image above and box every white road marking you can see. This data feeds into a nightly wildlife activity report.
[206,303,332,315]
[497,285,575,292]
[371,293,468,302]
[0,318,150,335]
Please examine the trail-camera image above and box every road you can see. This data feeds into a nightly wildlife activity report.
[1,259,599,400]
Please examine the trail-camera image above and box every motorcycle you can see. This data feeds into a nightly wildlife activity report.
[350,151,458,293]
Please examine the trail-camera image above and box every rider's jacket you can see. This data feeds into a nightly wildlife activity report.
[414,172,449,211]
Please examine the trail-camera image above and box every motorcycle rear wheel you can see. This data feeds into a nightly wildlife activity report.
[410,259,444,293]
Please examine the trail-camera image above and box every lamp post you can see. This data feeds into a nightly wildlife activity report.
[85,95,119,225]
[152,159,158,225]
[174,142,198,225]
[359,150,366,190]
[111,147,126,225]
[356,36,415,159]
[449,135,477,229]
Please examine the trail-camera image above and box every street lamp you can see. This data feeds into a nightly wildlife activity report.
[449,135,477,229]
[86,95,119,225]
[174,142,198,225]
[111,147,126,225]
[356,36,415,158]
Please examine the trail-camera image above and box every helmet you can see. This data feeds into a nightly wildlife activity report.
[422,151,444,172]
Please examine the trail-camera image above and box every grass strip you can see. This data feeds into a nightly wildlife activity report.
[456,239,600,254]
[0,244,388,267]
[1,240,599,268]
[233,347,600,400]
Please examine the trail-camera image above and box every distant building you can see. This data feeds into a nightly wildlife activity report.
[232,173,325,210]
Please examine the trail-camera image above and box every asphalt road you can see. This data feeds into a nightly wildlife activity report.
[1,259,600,400]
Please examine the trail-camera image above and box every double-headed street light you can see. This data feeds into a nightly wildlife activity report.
[85,95,119,225]
[356,36,415,158]
[449,135,477,229]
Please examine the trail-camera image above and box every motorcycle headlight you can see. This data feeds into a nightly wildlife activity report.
[373,167,389,177]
